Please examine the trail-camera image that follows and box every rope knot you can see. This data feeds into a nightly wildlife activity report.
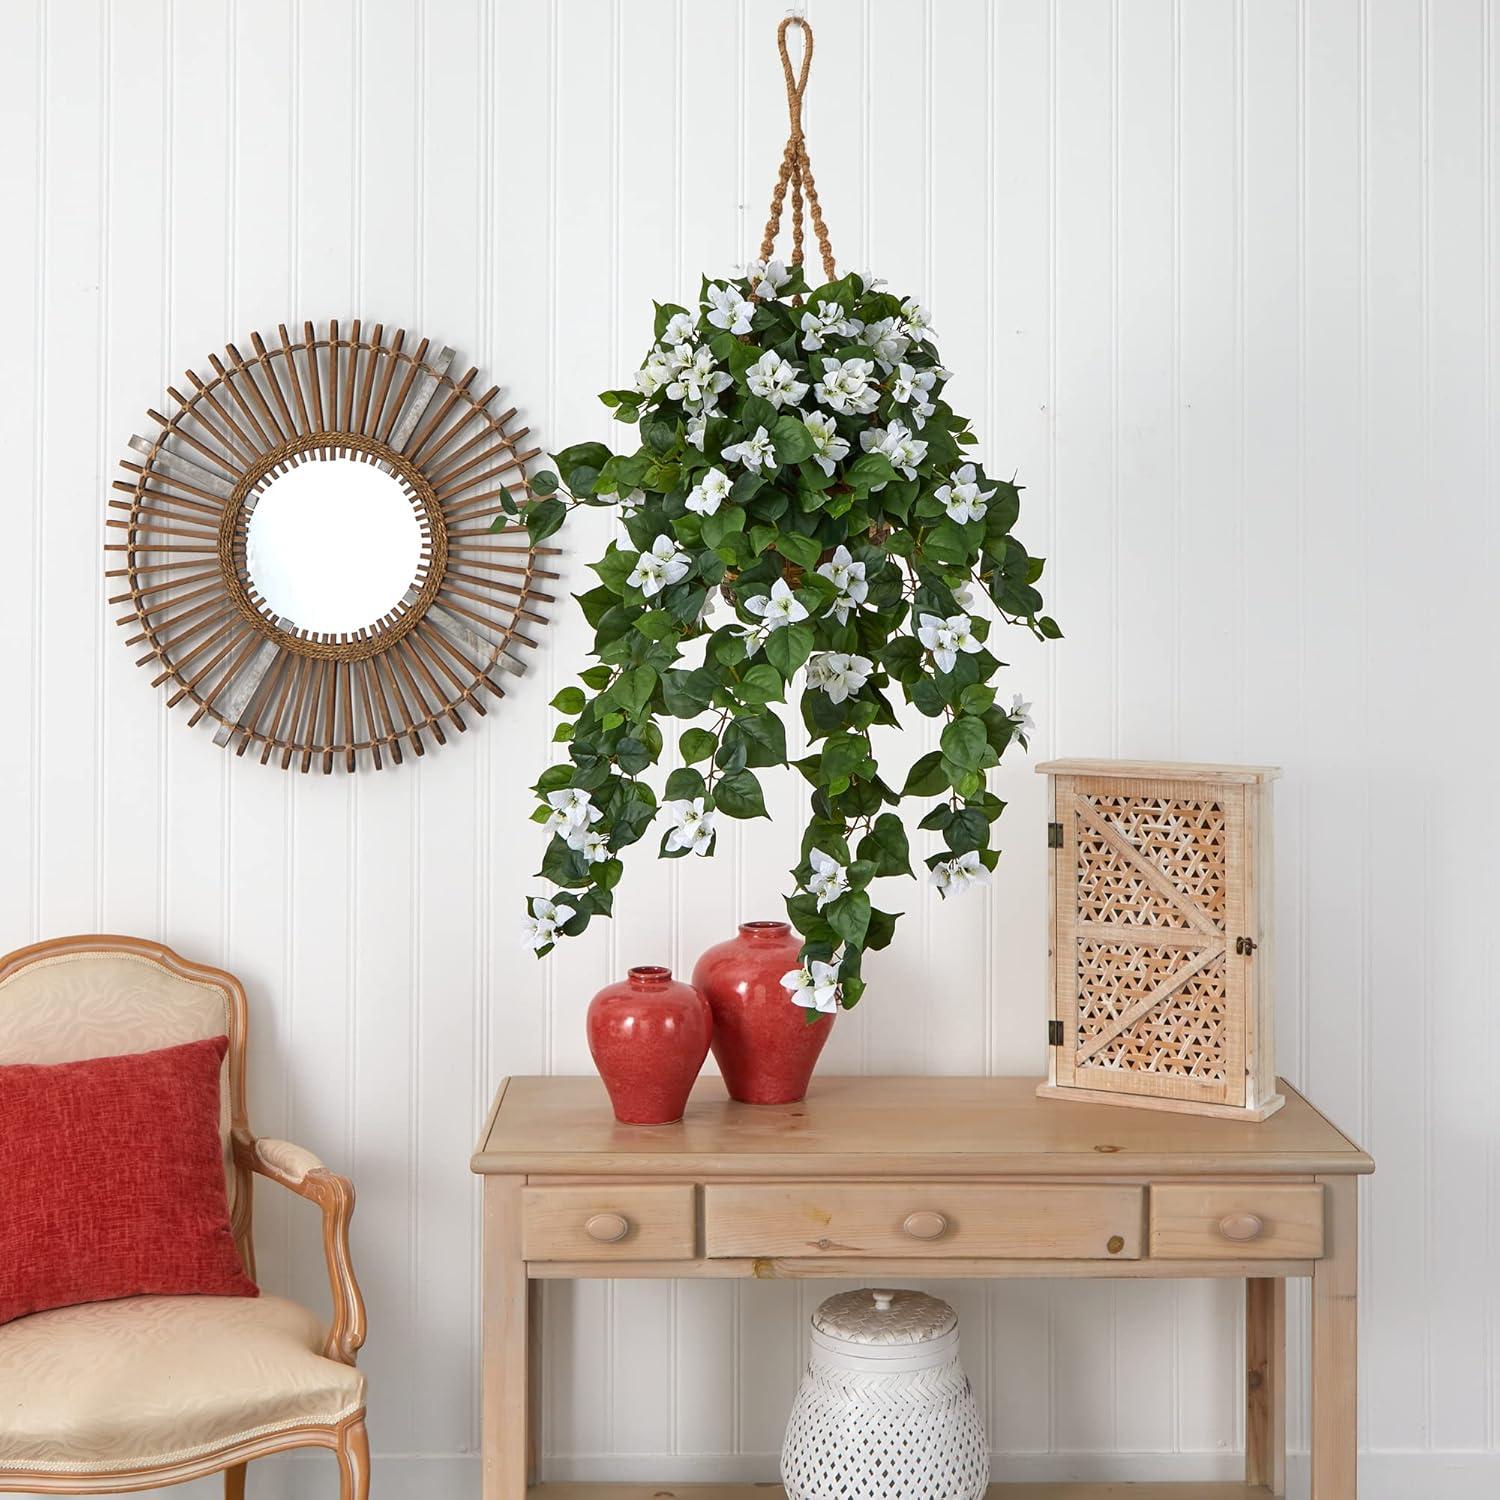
[759,16,836,284]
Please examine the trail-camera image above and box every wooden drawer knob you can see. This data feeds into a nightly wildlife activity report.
[1217,1212,1264,1242]
[902,1210,949,1241]
[584,1212,631,1244]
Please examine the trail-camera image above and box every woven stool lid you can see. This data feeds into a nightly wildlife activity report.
[811,1288,957,1346]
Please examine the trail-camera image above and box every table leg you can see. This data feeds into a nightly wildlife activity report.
[1246,1277,1286,1494]
[1310,1175,1358,1498]
[483,1175,529,1500]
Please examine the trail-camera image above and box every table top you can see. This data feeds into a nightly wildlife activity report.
[471,1075,1372,1179]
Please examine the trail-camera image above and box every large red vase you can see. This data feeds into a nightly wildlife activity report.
[586,966,712,1125]
[692,921,834,1104]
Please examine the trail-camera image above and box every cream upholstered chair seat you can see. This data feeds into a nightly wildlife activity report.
[0,1295,366,1474]
[0,936,368,1498]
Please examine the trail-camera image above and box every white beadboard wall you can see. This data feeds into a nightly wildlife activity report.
[2,0,1497,1495]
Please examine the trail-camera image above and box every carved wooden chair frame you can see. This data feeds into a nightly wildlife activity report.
[0,934,368,1500]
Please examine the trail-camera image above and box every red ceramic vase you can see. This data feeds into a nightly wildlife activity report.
[586,966,712,1125]
[692,921,834,1105]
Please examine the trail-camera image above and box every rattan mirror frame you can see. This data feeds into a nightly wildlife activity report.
[108,319,557,772]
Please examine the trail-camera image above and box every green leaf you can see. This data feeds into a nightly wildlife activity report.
[579,665,612,690]
[764,621,814,678]
[724,710,787,768]
[775,531,823,569]
[700,505,746,550]
[825,890,871,947]
[902,750,949,796]
[863,905,899,952]
[664,767,706,801]
[529,470,559,497]
[844,452,896,490]
[526,498,566,544]
[735,662,785,705]
[634,610,679,641]
[857,812,912,878]
[592,544,637,596]
[880,636,924,684]
[771,413,817,465]
[820,734,870,782]
[1037,614,1063,639]
[947,809,990,855]
[680,727,718,764]
[940,716,988,771]
[660,667,717,716]
[550,686,585,715]
[748,523,779,557]
[715,768,768,819]
[554,441,612,497]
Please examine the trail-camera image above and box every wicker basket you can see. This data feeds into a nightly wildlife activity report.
[781,1288,989,1500]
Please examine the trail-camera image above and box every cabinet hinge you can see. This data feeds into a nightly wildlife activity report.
[1235,936,1257,956]
[1048,1018,1065,1046]
[1047,821,1063,849]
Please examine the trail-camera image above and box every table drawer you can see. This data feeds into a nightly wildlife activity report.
[704,1183,1144,1260]
[522,1184,696,1261]
[1149,1183,1324,1259]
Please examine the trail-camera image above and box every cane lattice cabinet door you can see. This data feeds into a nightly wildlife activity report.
[1036,760,1284,1121]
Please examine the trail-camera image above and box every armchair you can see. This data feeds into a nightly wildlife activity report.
[0,935,369,1500]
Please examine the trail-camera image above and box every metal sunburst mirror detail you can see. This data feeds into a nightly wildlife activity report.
[108,320,556,772]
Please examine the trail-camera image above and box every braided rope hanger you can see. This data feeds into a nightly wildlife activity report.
[758,16,838,283]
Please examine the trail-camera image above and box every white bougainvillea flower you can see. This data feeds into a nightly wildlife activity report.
[930,849,991,900]
[899,296,935,340]
[746,350,809,409]
[860,420,928,482]
[952,580,983,613]
[684,466,734,517]
[863,316,911,371]
[799,299,862,352]
[934,463,996,525]
[635,350,672,397]
[816,545,869,624]
[806,651,872,705]
[523,896,561,951]
[704,282,754,335]
[1009,693,1036,739]
[802,410,851,476]
[667,345,733,409]
[663,797,716,855]
[805,849,851,910]
[597,486,645,519]
[578,829,611,864]
[781,959,842,1013]
[661,311,696,346]
[917,612,982,674]
[814,355,880,416]
[744,577,809,631]
[891,362,939,426]
[627,534,691,597]
[545,787,602,837]
[739,257,791,299]
[722,425,777,473]
[685,412,710,451]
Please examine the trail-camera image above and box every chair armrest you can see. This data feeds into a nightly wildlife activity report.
[233,1128,367,1365]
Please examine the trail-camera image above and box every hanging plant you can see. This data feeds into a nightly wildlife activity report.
[504,18,1058,1014]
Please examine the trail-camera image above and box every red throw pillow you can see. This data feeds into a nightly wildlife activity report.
[0,1035,257,1325]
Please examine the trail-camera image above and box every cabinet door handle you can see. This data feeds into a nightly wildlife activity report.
[585,1212,631,1244]
[902,1210,949,1241]
[1217,1212,1264,1242]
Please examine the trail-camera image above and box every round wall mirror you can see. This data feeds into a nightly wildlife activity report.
[109,319,560,773]
[245,454,426,634]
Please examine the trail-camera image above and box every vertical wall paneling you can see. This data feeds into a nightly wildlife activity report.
[3,1,1499,1491]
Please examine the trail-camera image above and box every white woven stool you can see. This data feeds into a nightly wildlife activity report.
[781,1287,989,1500]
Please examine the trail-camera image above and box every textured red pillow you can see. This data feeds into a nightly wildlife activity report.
[0,1035,257,1325]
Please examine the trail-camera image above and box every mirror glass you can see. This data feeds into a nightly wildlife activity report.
[246,457,423,633]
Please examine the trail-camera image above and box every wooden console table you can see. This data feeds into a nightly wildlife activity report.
[471,1075,1371,1499]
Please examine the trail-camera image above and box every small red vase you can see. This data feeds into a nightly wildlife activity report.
[692,921,834,1105]
[587,966,712,1125]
